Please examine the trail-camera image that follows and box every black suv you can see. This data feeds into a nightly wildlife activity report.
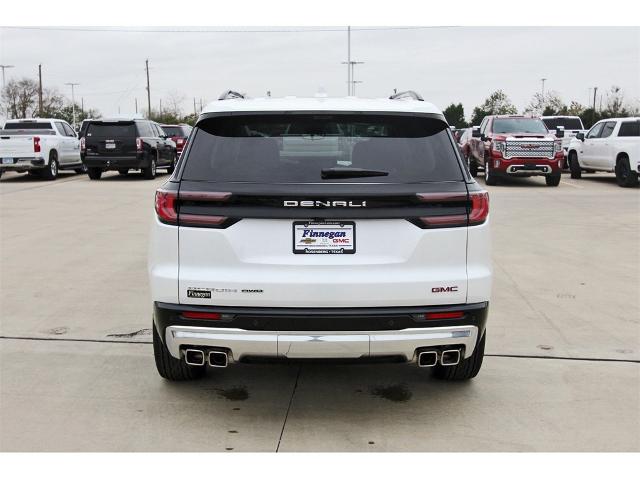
[81,119,177,180]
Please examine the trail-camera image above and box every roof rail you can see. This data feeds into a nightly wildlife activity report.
[218,90,246,101]
[389,90,424,101]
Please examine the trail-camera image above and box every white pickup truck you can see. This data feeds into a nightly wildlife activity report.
[541,115,586,161]
[0,118,85,180]
[568,117,640,187]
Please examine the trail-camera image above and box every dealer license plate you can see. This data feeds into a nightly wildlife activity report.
[293,221,356,254]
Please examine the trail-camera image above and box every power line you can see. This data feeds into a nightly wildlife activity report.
[0,26,460,34]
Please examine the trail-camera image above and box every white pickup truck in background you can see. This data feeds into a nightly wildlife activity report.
[541,115,586,162]
[568,117,640,187]
[0,118,85,180]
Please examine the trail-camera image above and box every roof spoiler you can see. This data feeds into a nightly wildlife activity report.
[218,90,246,100]
[389,90,424,101]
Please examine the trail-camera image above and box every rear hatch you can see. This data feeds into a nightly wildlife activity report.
[168,113,484,308]
[84,121,137,156]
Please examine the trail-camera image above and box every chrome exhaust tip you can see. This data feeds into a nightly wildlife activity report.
[417,350,438,368]
[208,351,229,368]
[184,349,205,366]
[441,349,461,366]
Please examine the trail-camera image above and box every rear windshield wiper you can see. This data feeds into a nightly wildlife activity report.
[321,167,389,179]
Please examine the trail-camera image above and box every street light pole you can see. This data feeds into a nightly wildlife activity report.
[0,64,15,89]
[65,82,80,129]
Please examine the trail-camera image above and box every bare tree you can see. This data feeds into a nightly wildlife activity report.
[524,91,564,116]
[1,78,39,118]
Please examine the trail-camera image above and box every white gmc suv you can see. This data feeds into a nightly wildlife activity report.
[148,90,492,381]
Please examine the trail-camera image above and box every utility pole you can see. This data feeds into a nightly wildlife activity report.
[145,59,151,119]
[347,26,351,95]
[541,78,546,98]
[193,97,197,116]
[159,99,162,118]
[0,64,14,89]
[135,98,138,114]
[592,87,598,111]
[38,64,43,116]
[81,97,84,114]
[64,82,80,129]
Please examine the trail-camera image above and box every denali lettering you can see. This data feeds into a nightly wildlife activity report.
[283,200,367,207]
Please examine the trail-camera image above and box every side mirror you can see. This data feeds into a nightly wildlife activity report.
[576,132,585,141]
[556,126,565,138]
[471,127,481,138]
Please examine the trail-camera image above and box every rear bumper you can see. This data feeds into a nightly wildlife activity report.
[82,154,148,170]
[154,301,488,362]
[0,157,45,171]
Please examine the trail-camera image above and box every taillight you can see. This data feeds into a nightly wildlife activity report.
[176,138,185,145]
[182,311,221,320]
[136,137,143,153]
[155,188,178,225]
[33,136,41,153]
[425,311,464,320]
[80,137,85,153]
[415,192,468,228]
[468,191,489,226]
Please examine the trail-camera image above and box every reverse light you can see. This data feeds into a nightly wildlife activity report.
[155,188,178,224]
[425,311,464,320]
[80,137,86,153]
[136,137,143,153]
[468,191,490,226]
[33,136,41,153]
[182,311,221,320]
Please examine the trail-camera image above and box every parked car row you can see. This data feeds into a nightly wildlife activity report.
[0,117,193,181]
[456,115,639,188]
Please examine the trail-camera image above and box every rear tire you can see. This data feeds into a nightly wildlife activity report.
[143,154,157,180]
[41,151,59,181]
[87,167,102,180]
[153,322,205,381]
[569,151,581,179]
[545,171,561,186]
[468,157,478,178]
[167,153,177,175]
[433,333,485,381]
[615,156,639,187]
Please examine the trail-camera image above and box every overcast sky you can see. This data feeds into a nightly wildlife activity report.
[0,26,638,120]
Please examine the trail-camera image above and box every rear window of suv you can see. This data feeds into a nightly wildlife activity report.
[86,122,136,138]
[182,114,463,183]
[5,121,53,130]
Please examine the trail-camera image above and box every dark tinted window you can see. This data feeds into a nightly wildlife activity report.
[136,121,154,137]
[600,122,616,138]
[618,121,640,137]
[5,121,52,130]
[86,122,136,138]
[542,118,583,130]
[493,118,548,134]
[182,114,463,184]
[162,126,188,137]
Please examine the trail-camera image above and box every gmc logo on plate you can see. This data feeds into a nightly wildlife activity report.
[432,286,459,293]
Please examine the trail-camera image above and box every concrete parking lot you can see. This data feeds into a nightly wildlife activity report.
[0,170,638,451]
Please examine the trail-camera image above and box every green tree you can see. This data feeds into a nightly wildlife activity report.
[470,90,517,126]
[442,103,467,128]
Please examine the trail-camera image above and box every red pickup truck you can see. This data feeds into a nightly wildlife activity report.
[468,115,563,186]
